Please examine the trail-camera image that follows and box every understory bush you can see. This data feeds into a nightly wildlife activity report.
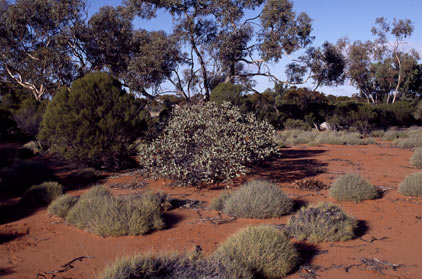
[382,130,408,141]
[329,174,379,202]
[48,194,80,218]
[1,160,56,195]
[212,225,299,278]
[20,182,63,208]
[398,173,422,196]
[64,186,166,236]
[283,118,312,131]
[392,128,422,149]
[410,148,422,168]
[287,203,357,242]
[211,180,293,218]
[100,251,246,279]
[39,72,148,169]
[138,102,278,185]
[276,130,376,146]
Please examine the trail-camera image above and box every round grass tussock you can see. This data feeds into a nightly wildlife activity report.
[48,194,80,218]
[410,148,422,168]
[220,180,293,218]
[100,252,245,279]
[209,191,233,211]
[212,225,299,278]
[329,174,379,202]
[20,182,63,208]
[65,186,165,237]
[398,172,422,197]
[287,203,358,242]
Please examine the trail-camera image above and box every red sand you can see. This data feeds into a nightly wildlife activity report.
[1,142,422,279]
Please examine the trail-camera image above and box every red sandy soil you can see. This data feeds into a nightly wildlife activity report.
[1,142,422,279]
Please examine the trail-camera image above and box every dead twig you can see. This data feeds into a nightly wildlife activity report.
[36,256,95,278]
[359,236,389,243]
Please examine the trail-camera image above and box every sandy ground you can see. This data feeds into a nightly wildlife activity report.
[1,142,422,279]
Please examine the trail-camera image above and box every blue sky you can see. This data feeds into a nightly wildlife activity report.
[88,0,422,96]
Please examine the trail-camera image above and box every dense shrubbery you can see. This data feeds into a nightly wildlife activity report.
[20,182,63,208]
[329,174,379,202]
[398,173,422,197]
[138,102,278,186]
[1,160,56,195]
[287,203,357,242]
[62,186,167,236]
[38,72,149,169]
[210,180,293,218]
[210,82,245,107]
[212,225,299,278]
[283,118,312,130]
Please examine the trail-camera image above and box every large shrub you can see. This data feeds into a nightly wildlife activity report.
[20,181,63,208]
[211,180,293,218]
[38,72,148,169]
[287,203,357,242]
[329,174,379,202]
[212,225,299,278]
[65,186,166,236]
[398,172,422,197]
[138,102,278,185]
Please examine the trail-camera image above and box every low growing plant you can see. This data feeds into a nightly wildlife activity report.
[287,203,357,242]
[212,225,299,278]
[410,148,422,168]
[210,191,233,211]
[65,186,166,236]
[138,102,278,186]
[398,173,422,197]
[20,182,63,208]
[48,194,80,218]
[329,174,379,202]
[213,180,293,218]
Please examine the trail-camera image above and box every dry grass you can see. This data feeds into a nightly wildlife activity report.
[398,172,422,197]
[20,182,63,208]
[410,148,422,168]
[329,173,379,202]
[48,194,80,218]
[213,180,293,218]
[212,225,299,278]
[287,203,357,242]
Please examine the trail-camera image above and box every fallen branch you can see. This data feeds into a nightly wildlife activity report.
[359,236,389,243]
[36,256,95,278]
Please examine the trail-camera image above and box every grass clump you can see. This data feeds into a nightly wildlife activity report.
[209,191,233,211]
[20,182,63,208]
[391,128,422,149]
[100,251,246,279]
[329,174,379,202]
[398,173,422,197]
[65,186,166,237]
[1,160,56,195]
[212,180,293,218]
[410,148,422,168]
[212,225,299,278]
[287,203,357,242]
[382,130,408,141]
[276,130,376,146]
[48,194,80,218]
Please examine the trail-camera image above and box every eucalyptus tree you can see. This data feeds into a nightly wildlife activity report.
[125,0,345,100]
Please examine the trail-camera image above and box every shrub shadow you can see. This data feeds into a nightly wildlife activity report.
[0,232,25,244]
[0,201,35,224]
[292,199,308,212]
[288,242,321,276]
[250,149,328,183]
[0,267,14,276]
[162,212,184,230]
[354,220,369,238]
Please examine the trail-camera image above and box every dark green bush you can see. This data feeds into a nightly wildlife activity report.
[38,72,148,169]
[212,225,299,278]
[1,160,56,195]
[283,118,312,131]
[210,82,244,107]
[138,102,278,186]
[410,148,422,168]
[329,174,379,202]
[213,180,293,218]
[398,172,422,197]
[48,194,80,218]
[20,182,63,208]
[287,203,357,242]
[65,186,165,236]
[12,98,46,139]
[0,108,17,139]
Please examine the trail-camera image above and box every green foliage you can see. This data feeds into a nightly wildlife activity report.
[100,252,242,279]
[376,101,416,127]
[39,72,148,169]
[20,182,63,208]
[398,172,422,197]
[0,108,17,139]
[138,102,278,186]
[283,118,312,131]
[214,180,293,218]
[212,225,299,278]
[410,148,422,168]
[287,203,358,242]
[210,82,244,107]
[329,174,379,202]
[65,186,165,236]
[48,194,80,218]
[12,97,47,139]
[1,160,56,195]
